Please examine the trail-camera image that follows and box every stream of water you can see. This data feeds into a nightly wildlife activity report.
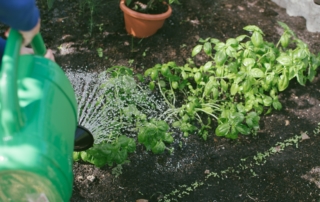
[65,68,170,144]
[65,68,203,173]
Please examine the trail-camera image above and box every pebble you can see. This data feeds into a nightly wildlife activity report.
[87,175,96,182]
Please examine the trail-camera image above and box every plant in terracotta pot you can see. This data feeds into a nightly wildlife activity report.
[120,0,179,38]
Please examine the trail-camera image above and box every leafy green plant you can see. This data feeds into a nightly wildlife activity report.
[73,66,174,167]
[144,22,320,140]
[97,48,103,57]
[79,0,104,35]
[313,122,320,135]
[73,135,136,167]
[138,119,174,154]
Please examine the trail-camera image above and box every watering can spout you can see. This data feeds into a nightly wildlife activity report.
[74,125,94,151]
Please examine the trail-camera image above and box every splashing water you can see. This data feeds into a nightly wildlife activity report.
[65,68,171,144]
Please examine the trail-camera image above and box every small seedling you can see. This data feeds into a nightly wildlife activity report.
[97,48,103,57]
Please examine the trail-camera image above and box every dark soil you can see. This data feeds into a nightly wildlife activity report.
[4,0,320,201]
[127,0,169,14]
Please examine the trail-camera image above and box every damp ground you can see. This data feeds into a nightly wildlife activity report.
[3,0,320,201]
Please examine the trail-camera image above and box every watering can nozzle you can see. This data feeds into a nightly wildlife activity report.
[74,125,94,151]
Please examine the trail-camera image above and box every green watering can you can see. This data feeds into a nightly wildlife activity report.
[0,30,93,201]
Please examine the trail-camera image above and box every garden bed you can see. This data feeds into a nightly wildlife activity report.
[7,0,320,201]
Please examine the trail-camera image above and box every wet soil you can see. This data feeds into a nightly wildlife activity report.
[4,0,320,201]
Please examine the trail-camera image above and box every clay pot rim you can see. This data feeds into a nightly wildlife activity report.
[120,0,172,21]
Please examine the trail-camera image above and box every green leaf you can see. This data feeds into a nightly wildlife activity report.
[192,45,203,57]
[246,112,260,129]
[214,42,226,51]
[138,132,147,143]
[114,149,128,164]
[198,37,210,43]
[236,103,246,113]
[251,32,263,47]
[144,68,153,77]
[73,152,81,161]
[201,107,214,114]
[293,49,308,60]
[280,33,290,48]
[81,151,89,161]
[236,35,247,42]
[227,62,238,73]
[127,139,136,153]
[263,96,273,106]
[97,48,103,57]
[164,133,174,143]
[152,141,166,154]
[278,73,289,91]
[250,68,264,78]
[216,66,224,77]
[277,21,290,30]
[203,61,213,72]
[272,100,282,110]
[157,120,169,132]
[242,58,256,68]
[243,25,263,33]
[93,158,107,168]
[276,55,292,66]
[245,103,253,112]
[210,38,220,44]
[225,126,238,139]
[215,122,231,137]
[172,121,181,128]
[234,72,246,83]
[118,135,130,147]
[241,79,251,93]
[203,80,214,97]
[230,112,245,124]
[226,46,237,58]
[226,38,239,48]
[236,124,250,135]
[266,73,275,84]
[308,68,316,82]
[149,81,155,91]
[212,87,219,99]
[203,42,212,55]
[230,83,239,95]
[215,50,227,66]
[220,79,228,92]
[108,143,120,152]
[296,70,306,86]
[181,71,188,79]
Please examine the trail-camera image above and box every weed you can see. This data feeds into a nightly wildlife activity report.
[313,122,320,135]
[97,48,103,57]
[112,162,128,178]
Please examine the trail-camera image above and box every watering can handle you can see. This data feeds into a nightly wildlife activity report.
[0,29,47,135]
[31,33,47,56]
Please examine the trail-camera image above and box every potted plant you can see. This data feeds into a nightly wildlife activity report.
[120,0,179,38]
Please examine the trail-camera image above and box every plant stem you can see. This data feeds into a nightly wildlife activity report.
[195,108,219,120]
[158,81,175,109]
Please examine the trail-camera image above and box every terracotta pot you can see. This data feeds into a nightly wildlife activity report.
[120,0,172,38]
